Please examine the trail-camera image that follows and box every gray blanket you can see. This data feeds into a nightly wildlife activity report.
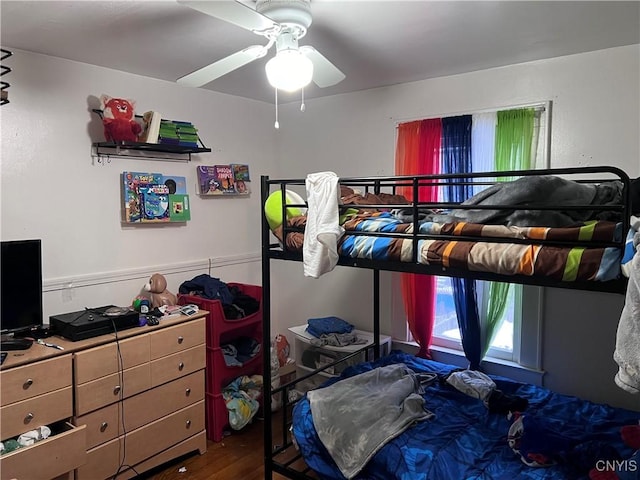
[307,363,433,479]
[393,176,624,227]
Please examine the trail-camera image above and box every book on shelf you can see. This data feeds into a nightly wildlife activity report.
[197,165,249,196]
[122,171,191,223]
[169,194,191,222]
[122,171,162,223]
[232,164,250,182]
[232,164,251,194]
[139,111,162,144]
[140,184,171,222]
[214,165,236,194]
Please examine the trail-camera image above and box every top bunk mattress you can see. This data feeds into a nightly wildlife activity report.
[287,212,624,283]
[263,167,637,291]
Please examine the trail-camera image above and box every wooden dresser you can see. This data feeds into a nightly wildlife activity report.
[0,312,208,480]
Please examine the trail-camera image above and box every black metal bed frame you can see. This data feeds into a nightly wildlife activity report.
[260,166,632,480]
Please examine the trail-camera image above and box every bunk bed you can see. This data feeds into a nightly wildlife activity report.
[260,166,638,480]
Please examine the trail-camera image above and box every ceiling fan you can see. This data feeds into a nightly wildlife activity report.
[176,0,346,92]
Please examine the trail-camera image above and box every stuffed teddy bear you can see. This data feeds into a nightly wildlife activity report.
[144,273,177,309]
[100,94,142,143]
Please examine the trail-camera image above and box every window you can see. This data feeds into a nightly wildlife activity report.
[432,280,519,362]
[393,102,550,370]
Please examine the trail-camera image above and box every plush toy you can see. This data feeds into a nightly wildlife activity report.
[100,95,142,143]
[144,273,177,309]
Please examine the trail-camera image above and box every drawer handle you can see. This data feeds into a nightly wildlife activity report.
[100,422,108,432]
[178,362,185,371]
[186,420,191,428]
[113,385,121,395]
[23,378,34,389]
[185,388,191,396]
[177,336,184,344]
[25,412,34,423]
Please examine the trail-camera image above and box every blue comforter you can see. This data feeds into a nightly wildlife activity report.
[291,352,638,480]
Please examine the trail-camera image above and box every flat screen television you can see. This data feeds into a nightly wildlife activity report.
[1,239,44,337]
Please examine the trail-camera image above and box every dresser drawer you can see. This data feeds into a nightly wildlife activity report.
[76,401,204,480]
[0,421,86,480]
[1,387,72,441]
[149,318,205,359]
[0,355,71,405]
[151,345,205,387]
[74,334,149,384]
[75,363,151,415]
[76,370,205,449]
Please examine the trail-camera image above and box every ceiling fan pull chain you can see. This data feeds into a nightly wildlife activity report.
[274,87,280,129]
[300,87,306,113]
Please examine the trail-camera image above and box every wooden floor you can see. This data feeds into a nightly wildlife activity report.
[144,419,291,480]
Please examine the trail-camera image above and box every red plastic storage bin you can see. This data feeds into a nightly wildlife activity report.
[207,345,263,392]
[178,283,263,349]
[179,283,263,442]
[206,393,229,442]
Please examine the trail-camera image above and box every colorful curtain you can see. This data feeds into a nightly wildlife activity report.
[481,108,535,357]
[396,109,536,365]
[395,119,441,358]
[441,115,482,369]
[471,112,497,196]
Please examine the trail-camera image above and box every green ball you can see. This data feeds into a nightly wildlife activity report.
[264,190,306,230]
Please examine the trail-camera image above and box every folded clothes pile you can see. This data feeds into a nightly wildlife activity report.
[306,316,354,338]
[306,316,366,347]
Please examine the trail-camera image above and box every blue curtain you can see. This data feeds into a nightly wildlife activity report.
[441,115,482,369]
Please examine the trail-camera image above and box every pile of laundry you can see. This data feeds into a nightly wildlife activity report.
[179,274,260,319]
[1,425,51,455]
[222,375,263,431]
[221,336,260,367]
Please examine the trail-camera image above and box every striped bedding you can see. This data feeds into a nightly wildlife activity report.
[338,212,623,282]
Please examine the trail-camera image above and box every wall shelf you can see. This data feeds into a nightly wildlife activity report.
[92,141,211,163]
[91,109,211,163]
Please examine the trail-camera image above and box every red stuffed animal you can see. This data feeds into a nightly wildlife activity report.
[100,95,142,143]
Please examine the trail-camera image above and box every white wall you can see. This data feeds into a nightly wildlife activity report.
[272,45,640,410]
[2,45,639,410]
[1,50,278,317]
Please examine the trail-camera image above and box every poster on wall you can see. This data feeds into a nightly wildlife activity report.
[122,171,191,223]
[197,164,250,196]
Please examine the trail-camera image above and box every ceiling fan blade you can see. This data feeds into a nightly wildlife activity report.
[177,0,279,34]
[177,45,268,87]
[300,46,345,88]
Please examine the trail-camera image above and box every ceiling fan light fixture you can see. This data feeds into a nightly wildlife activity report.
[265,49,313,92]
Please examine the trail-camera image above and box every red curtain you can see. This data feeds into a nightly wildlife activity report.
[395,119,441,357]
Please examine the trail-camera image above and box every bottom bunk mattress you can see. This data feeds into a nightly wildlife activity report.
[291,352,639,480]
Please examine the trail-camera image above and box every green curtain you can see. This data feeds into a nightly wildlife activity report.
[482,108,535,357]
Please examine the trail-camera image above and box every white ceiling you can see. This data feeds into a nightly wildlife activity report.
[1,1,639,104]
